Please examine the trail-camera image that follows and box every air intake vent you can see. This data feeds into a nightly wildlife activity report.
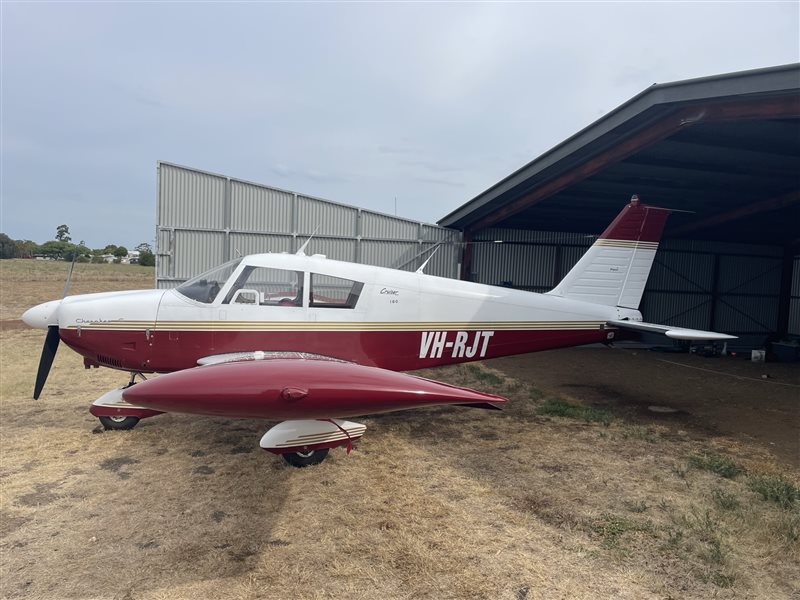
[96,354,123,369]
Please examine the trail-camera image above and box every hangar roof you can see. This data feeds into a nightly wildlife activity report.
[439,64,800,246]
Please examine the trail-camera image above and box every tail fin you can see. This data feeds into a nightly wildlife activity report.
[547,195,670,309]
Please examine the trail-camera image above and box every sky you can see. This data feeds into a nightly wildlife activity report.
[1,1,798,249]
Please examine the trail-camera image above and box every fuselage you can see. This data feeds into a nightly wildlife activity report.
[27,252,640,373]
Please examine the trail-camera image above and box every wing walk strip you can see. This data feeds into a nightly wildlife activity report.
[594,239,659,250]
[67,320,608,332]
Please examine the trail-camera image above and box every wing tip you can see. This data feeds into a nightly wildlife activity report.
[665,330,738,341]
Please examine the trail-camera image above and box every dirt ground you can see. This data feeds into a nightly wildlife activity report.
[1,260,798,600]
[488,347,800,468]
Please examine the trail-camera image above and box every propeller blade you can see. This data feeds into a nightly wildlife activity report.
[33,325,60,400]
[31,253,73,399]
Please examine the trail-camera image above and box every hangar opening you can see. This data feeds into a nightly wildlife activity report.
[439,63,800,353]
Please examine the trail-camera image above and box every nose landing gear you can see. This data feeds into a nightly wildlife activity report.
[90,373,164,430]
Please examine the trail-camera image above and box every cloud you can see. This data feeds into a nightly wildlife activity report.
[2,1,798,247]
[413,177,466,188]
[399,159,464,174]
[378,145,417,155]
[270,164,350,185]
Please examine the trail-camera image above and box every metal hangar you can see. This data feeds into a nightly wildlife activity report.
[439,63,800,348]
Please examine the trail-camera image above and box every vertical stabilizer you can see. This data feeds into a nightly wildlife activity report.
[547,196,670,309]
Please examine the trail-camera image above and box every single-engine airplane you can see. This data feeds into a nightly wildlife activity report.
[23,196,734,466]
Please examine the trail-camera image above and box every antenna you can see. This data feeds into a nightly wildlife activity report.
[415,246,440,274]
[296,225,320,256]
[62,252,78,298]
[234,247,242,258]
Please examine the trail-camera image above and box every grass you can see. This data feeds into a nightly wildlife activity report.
[462,363,505,386]
[688,452,745,479]
[589,513,655,548]
[711,488,741,511]
[0,258,154,321]
[536,398,614,425]
[621,425,658,443]
[747,473,800,510]
[623,500,649,513]
[1,259,799,600]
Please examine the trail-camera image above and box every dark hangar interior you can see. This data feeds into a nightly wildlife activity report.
[440,64,800,348]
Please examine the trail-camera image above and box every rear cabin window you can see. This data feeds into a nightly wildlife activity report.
[222,267,304,307]
[310,274,363,308]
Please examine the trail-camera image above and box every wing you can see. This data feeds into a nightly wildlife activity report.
[608,319,736,341]
[123,353,507,419]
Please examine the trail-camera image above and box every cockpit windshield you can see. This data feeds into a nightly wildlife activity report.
[175,258,242,304]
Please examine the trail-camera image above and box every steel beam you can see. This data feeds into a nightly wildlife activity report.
[777,245,795,338]
[464,95,800,235]
[670,190,800,236]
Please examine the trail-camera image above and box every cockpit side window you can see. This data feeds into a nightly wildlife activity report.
[175,258,242,304]
[222,266,304,307]
[310,274,364,308]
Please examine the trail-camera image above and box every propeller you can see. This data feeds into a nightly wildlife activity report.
[31,252,77,399]
[33,326,60,399]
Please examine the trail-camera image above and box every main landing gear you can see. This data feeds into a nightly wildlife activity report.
[281,448,330,467]
[260,419,367,468]
[89,380,367,468]
[98,414,140,431]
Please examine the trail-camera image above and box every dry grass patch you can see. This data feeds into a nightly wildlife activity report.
[0,259,154,321]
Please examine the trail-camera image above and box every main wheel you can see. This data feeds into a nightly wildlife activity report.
[282,448,329,468]
[99,415,140,431]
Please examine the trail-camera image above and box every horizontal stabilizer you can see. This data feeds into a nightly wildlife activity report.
[608,319,737,341]
[454,402,505,411]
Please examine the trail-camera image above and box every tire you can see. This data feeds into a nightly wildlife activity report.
[282,448,329,468]
[99,415,140,430]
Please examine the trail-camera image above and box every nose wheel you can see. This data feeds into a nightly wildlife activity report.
[90,380,163,430]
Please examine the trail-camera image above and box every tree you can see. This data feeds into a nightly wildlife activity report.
[134,241,155,267]
[102,244,118,255]
[14,239,38,258]
[39,240,72,260]
[139,250,155,267]
[0,233,15,259]
[55,224,71,243]
[64,242,91,262]
[114,246,129,259]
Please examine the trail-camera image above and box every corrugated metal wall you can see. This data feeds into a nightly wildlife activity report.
[471,228,791,346]
[790,256,800,335]
[156,163,462,288]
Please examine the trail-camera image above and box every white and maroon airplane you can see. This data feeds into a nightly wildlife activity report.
[23,196,734,466]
